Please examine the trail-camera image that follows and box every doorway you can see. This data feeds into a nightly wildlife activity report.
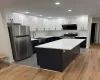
[90,23,97,44]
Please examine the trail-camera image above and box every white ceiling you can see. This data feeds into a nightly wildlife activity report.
[1,0,100,17]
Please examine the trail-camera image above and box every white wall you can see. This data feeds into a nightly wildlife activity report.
[87,16,92,48]
[0,11,14,63]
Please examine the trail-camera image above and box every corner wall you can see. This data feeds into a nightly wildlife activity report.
[86,16,92,48]
[0,11,14,63]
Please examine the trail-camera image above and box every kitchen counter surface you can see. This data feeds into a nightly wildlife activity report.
[34,36,61,39]
[39,36,53,38]
[34,36,53,39]
[31,38,38,41]
[75,36,87,37]
[35,39,85,50]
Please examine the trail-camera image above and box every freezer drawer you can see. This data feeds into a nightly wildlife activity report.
[13,36,33,61]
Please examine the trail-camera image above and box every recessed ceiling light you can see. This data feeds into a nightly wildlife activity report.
[39,15,43,17]
[48,17,52,18]
[55,2,60,5]
[68,10,72,12]
[26,12,30,14]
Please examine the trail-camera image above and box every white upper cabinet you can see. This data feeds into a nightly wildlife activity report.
[19,14,29,26]
[63,19,68,24]
[48,19,56,30]
[55,18,64,30]
[77,16,88,30]
[28,16,38,31]
[6,13,88,31]
[7,13,21,23]
[63,18,78,24]
[37,17,44,31]
[70,19,78,24]
[43,19,55,31]
[62,16,88,30]
[7,13,29,25]
[43,18,49,31]
[29,17,44,31]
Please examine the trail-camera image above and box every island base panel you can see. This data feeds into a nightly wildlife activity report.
[36,48,63,71]
[62,45,80,70]
[36,45,80,72]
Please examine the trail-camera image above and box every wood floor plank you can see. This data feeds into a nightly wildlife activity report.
[0,44,100,80]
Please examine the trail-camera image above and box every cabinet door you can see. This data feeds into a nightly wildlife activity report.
[8,13,21,23]
[37,18,44,31]
[77,16,88,30]
[63,19,68,24]
[19,14,29,26]
[71,19,78,24]
[48,19,55,30]
[43,18,49,31]
[28,16,35,31]
[29,16,40,31]
[83,19,88,30]
[55,19,64,30]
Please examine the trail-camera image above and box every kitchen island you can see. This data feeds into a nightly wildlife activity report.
[35,39,85,72]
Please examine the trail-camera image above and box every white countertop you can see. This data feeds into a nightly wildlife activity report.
[35,39,85,50]
[34,36,60,39]
[39,36,53,38]
[31,38,38,41]
[75,36,87,37]
[31,36,54,41]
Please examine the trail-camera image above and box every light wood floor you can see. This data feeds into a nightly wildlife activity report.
[0,44,100,80]
[0,63,9,69]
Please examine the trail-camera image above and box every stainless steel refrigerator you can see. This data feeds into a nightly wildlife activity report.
[8,23,33,61]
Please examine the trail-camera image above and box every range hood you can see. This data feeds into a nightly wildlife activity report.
[62,24,77,30]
